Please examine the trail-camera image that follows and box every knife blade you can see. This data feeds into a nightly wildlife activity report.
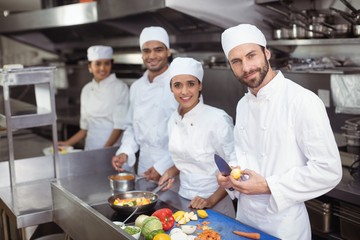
[214,154,232,176]
[214,154,235,191]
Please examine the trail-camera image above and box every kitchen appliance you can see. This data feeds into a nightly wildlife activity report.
[305,198,332,233]
[341,117,360,156]
[333,201,360,240]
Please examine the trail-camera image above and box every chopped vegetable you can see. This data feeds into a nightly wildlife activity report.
[233,230,261,239]
[181,225,197,234]
[197,229,221,240]
[113,197,151,207]
[197,210,208,219]
[231,168,242,180]
[123,226,140,235]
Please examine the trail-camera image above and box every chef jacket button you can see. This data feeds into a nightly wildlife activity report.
[261,153,265,157]
[261,126,266,130]
[242,152,246,155]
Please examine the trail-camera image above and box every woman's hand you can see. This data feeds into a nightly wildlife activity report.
[189,196,212,209]
[111,153,128,171]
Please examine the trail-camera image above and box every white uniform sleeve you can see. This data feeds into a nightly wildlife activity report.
[116,83,140,162]
[80,84,89,130]
[266,91,342,213]
[112,81,129,129]
[212,112,236,164]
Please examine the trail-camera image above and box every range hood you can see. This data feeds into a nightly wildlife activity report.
[0,0,268,59]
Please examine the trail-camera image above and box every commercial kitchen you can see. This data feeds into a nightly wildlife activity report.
[0,0,360,239]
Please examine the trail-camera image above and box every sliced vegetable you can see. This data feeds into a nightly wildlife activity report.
[233,230,261,239]
[170,231,188,240]
[169,228,182,236]
[173,210,185,222]
[152,208,175,231]
[181,225,197,234]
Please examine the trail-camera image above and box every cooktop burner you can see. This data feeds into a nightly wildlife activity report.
[92,200,176,224]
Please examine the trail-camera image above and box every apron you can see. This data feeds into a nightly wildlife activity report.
[85,119,119,150]
[237,195,311,239]
[137,146,168,176]
[172,176,235,218]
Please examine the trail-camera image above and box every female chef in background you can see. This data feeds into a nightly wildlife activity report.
[59,45,129,150]
[158,57,236,217]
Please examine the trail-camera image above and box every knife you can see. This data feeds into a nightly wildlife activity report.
[214,154,232,176]
[214,154,234,191]
[214,154,247,183]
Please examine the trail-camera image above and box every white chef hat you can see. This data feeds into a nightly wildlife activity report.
[169,57,204,82]
[139,26,170,50]
[221,24,267,58]
[87,45,113,61]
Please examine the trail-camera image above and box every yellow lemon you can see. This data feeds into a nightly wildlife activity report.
[231,168,242,180]
[153,233,171,240]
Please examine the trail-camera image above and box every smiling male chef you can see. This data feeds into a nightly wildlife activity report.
[217,24,342,239]
[112,26,178,181]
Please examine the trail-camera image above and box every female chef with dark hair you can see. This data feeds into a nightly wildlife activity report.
[158,57,236,217]
[59,45,129,150]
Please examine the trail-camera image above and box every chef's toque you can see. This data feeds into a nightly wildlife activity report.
[169,57,204,82]
[221,24,266,58]
[87,45,113,61]
[139,26,170,50]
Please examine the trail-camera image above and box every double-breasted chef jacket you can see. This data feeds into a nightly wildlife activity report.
[80,73,129,150]
[229,71,342,240]
[117,69,178,175]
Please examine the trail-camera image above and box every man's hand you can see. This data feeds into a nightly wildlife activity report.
[216,172,233,190]
[229,169,271,195]
[111,153,128,171]
[143,167,161,181]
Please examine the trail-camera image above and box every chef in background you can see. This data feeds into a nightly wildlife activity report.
[59,45,129,150]
[158,57,236,217]
[111,26,178,181]
[217,24,342,239]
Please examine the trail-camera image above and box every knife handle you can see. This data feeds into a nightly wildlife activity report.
[229,187,234,191]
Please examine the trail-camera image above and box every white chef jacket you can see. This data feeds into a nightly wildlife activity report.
[168,102,236,217]
[116,69,178,175]
[80,73,129,150]
[230,71,342,239]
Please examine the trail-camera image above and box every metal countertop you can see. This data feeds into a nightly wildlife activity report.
[0,167,359,230]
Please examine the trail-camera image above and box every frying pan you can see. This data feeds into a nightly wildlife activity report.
[108,190,158,214]
[108,180,168,214]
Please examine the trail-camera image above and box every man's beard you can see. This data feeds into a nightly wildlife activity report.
[235,57,269,89]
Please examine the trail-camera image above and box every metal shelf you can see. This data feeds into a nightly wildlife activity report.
[268,38,360,46]
[0,66,59,187]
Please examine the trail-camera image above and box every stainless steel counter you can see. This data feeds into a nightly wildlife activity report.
[51,170,191,240]
[0,147,359,239]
